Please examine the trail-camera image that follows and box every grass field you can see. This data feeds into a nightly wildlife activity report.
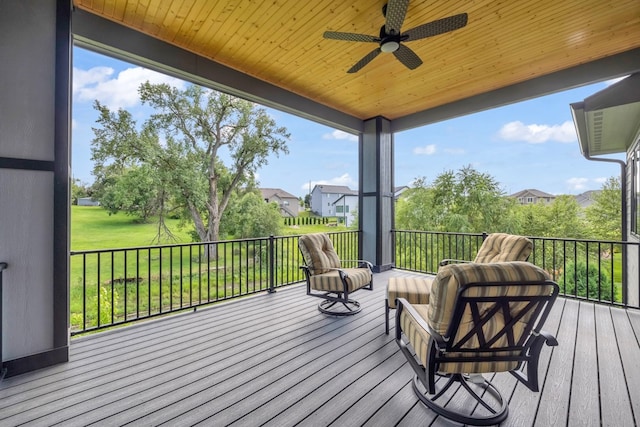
[71,206,347,250]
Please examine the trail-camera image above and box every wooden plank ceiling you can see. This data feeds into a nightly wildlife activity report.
[73,0,640,121]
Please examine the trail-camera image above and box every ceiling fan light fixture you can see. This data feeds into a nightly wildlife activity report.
[380,40,399,53]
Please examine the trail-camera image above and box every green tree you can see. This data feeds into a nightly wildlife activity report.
[97,165,161,222]
[585,176,622,240]
[512,202,549,237]
[396,167,514,233]
[559,260,613,301]
[91,83,290,247]
[544,195,586,239]
[220,192,282,238]
[395,177,436,231]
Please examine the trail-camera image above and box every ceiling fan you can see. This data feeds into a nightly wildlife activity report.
[323,0,468,73]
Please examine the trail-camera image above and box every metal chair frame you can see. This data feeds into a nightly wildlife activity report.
[300,260,373,316]
[396,279,559,425]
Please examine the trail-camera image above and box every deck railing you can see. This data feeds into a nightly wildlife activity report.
[393,230,640,308]
[71,229,638,334]
[70,231,359,335]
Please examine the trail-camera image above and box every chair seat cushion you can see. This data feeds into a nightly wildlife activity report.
[387,276,432,308]
[310,268,372,293]
[400,303,522,373]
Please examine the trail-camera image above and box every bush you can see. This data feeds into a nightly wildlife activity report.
[559,260,613,301]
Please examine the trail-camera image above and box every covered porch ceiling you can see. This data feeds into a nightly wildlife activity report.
[72,0,640,133]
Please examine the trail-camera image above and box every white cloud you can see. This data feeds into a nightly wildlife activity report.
[413,144,437,155]
[594,177,607,184]
[301,173,357,190]
[498,120,576,144]
[567,177,589,191]
[73,66,186,110]
[322,129,358,142]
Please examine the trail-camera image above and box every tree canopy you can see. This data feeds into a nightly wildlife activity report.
[585,176,622,240]
[396,166,516,233]
[91,83,290,244]
[395,167,621,240]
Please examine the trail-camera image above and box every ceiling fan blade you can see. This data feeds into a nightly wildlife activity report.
[393,44,423,70]
[385,0,410,35]
[347,48,382,73]
[323,31,378,43]
[403,13,468,41]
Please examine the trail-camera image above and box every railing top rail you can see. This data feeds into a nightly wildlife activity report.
[391,230,484,238]
[392,230,638,246]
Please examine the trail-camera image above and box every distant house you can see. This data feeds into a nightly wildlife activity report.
[574,190,600,209]
[77,197,100,206]
[394,185,409,201]
[333,194,358,226]
[310,184,358,217]
[260,188,299,217]
[509,189,556,205]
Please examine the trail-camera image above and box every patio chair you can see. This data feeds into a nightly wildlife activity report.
[395,261,559,425]
[299,233,373,316]
[385,233,532,334]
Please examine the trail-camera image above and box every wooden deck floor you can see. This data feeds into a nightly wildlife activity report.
[1,269,640,426]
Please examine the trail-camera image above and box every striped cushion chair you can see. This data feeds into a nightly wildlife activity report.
[385,233,532,334]
[395,261,558,425]
[299,233,373,316]
[440,232,533,265]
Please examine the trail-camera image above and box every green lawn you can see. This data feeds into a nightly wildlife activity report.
[71,206,350,250]
[71,206,194,250]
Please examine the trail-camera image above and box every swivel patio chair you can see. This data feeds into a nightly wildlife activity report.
[299,233,373,316]
[385,233,533,334]
[395,261,558,425]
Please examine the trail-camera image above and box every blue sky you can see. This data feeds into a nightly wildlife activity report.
[72,46,625,199]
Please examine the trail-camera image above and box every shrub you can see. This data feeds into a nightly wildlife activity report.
[559,260,613,301]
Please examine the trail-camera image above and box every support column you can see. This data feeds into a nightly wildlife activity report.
[0,0,71,376]
[360,117,394,272]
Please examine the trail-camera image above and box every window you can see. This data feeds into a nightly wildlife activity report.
[336,205,343,213]
[526,197,534,203]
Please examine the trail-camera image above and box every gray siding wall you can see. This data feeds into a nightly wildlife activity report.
[0,0,69,370]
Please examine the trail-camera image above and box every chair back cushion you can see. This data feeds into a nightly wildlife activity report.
[473,233,532,263]
[427,261,551,337]
[298,233,341,274]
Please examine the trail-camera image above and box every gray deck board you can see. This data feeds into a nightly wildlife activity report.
[594,303,635,427]
[532,298,578,426]
[567,302,599,427]
[0,269,639,426]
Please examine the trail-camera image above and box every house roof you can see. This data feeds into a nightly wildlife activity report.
[571,72,640,157]
[72,1,640,134]
[313,185,357,195]
[509,189,556,199]
[333,193,360,204]
[574,190,600,204]
[260,188,298,200]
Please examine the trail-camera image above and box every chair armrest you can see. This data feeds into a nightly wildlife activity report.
[537,330,558,347]
[396,297,447,350]
[341,259,373,270]
[439,259,473,267]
